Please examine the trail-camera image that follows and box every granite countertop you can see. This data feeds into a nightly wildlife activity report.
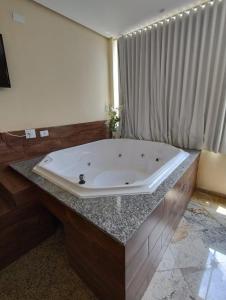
[11,151,199,245]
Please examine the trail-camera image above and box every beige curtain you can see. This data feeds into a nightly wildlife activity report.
[118,0,226,153]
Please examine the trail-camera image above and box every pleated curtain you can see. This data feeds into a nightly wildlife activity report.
[118,0,226,153]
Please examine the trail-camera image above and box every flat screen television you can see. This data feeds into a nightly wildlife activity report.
[0,34,11,88]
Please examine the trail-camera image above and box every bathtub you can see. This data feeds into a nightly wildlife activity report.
[33,139,189,198]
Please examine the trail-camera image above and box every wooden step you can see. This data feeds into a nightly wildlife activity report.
[0,196,13,217]
[0,164,58,270]
[0,165,37,207]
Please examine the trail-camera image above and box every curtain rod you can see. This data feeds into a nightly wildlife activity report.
[118,0,221,38]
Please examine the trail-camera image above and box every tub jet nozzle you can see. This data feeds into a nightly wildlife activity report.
[79,174,86,184]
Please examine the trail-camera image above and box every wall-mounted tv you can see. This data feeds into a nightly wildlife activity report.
[0,34,11,88]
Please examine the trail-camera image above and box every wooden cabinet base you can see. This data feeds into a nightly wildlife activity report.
[0,203,57,270]
[65,218,125,300]
[0,166,57,270]
[62,159,198,300]
[5,156,198,299]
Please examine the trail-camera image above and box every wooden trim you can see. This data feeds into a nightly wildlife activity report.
[0,121,108,164]
[196,187,226,199]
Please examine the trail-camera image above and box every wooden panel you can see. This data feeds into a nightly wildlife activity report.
[38,189,67,223]
[126,239,149,288]
[125,202,164,265]
[126,235,163,300]
[0,196,13,217]
[58,157,198,300]
[30,186,125,300]
[0,202,57,270]
[0,121,108,164]
[125,158,199,300]
[0,167,58,270]
[65,211,125,300]
[0,165,38,207]
[197,187,226,199]
[3,154,199,299]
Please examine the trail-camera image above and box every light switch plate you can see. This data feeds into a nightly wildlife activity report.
[12,11,25,24]
[25,129,36,139]
[40,130,49,138]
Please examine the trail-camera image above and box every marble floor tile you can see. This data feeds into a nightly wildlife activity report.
[184,201,221,231]
[142,269,193,300]
[157,246,177,271]
[181,262,226,300]
[170,229,215,269]
[206,262,226,300]
[142,191,226,300]
[192,191,226,228]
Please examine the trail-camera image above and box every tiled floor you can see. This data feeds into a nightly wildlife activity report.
[143,191,226,300]
[0,191,226,300]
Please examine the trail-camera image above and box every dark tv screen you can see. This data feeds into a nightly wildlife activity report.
[0,34,11,88]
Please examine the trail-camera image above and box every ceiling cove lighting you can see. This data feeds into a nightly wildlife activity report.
[122,0,221,38]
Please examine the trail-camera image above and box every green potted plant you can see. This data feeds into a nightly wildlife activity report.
[106,105,122,138]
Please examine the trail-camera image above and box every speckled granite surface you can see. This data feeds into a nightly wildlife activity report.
[10,151,199,245]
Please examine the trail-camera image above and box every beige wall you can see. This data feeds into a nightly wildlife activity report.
[197,150,226,196]
[1,1,225,197]
[0,0,110,131]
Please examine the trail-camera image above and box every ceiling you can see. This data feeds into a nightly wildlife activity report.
[33,0,200,37]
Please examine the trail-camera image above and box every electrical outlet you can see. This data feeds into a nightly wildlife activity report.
[40,130,49,138]
[25,129,36,139]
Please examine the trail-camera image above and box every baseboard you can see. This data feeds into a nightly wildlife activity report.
[196,187,226,199]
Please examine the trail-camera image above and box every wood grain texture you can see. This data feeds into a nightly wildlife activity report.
[0,196,13,217]
[0,120,108,270]
[64,158,198,300]
[48,157,197,300]
[0,165,37,207]
[0,166,57,270]
[197,187,226,199]
[2,155,198,299]
[65,211,125,300]
[0,121,108,164]
[0,203,57,270]
[125,158,199,300]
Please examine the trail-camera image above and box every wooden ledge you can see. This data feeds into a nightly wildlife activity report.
[0,165,37,208]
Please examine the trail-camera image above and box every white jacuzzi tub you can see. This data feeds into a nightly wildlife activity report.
[33,139,189,198]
